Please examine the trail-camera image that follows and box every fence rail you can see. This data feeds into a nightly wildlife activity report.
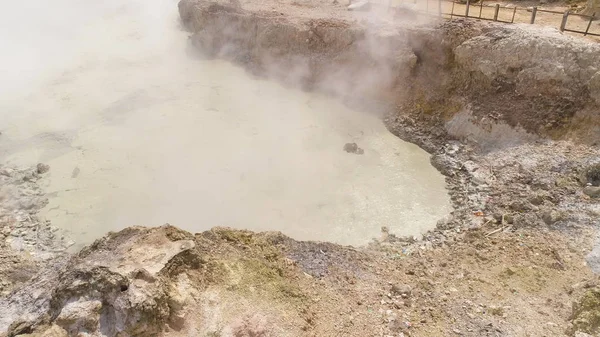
[383,0,599,38]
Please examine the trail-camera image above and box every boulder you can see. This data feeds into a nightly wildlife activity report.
[0,226,196,336]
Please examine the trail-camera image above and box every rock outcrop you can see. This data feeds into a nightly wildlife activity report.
[179,0,600,146]
[0,226,322,337]
[0,164,69,296]
[0,226,196,336]
[454,25,600,99]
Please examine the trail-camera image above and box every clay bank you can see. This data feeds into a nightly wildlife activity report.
[1,0,600,336]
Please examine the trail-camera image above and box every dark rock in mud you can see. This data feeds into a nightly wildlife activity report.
[343,142,364,155]
[36,163,50,175]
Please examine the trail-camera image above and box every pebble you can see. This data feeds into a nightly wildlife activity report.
[391,284,412,298]
[343,143,364,155]
[583,186,600,198]
[0,168,14,176]
[1,226,11,236]
[542,209,562,225]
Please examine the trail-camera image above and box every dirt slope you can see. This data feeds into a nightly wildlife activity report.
[0,222,597,337]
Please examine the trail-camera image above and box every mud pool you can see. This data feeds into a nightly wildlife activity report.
[0,0,450,246]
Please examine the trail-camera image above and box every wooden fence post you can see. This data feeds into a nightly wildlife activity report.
[493,4,500,21]
[511,6,517,22]
[584,13,596,35]
[560,10,569,31]
[530,6,538,24]
[479,0,484,18]
[465,0,471,17]
[450,0,455,19]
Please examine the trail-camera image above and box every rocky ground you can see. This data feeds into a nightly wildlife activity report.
[0,164,69,296]
[381,103,600,336]
[1,0,600,336]
[1,94,599,336]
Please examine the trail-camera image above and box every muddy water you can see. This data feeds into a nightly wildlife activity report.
[0,0,450,246]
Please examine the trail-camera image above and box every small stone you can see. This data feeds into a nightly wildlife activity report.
[343,142,364,155]
[542,210,563,225]
[583,186,600,198]
[391,284,412,298]
[489,305,504,316]
[0,168,14,177]
[509,200,532,212]
[36,163,50,174]
[55,300,102,332]
[492,212,503,221]
[555,177,574,188]
[1,226,11,236]
[71,167,81,178]
[529,195,545,206]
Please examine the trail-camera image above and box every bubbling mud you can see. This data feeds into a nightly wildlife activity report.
[0,0,450,247]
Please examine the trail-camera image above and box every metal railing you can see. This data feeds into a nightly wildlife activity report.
[560,11,597,36]
[385,0,599,38]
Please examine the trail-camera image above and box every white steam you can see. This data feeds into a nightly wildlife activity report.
[0,0,449,247]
